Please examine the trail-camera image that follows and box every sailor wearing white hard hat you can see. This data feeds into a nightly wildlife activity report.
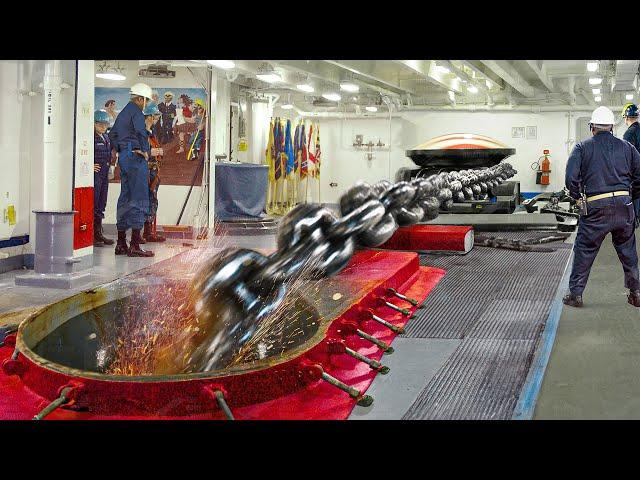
[107,82,156,258]
[564,105,640,307]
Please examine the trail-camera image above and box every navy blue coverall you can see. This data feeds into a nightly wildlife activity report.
[108,101,150,232]
[623,121,640,214]
[94,131,111,221]
[565,131,640,295]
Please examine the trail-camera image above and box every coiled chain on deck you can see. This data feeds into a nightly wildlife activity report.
[187,162,517,371]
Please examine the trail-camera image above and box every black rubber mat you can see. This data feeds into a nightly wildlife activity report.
[403,338,535,420]
[404,295,490,338]
[402,230,572,419]
[467,299,550,340]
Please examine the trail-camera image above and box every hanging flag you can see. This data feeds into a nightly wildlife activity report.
[314,124,322,179]
[307,123,316,177]
[284,119,295,176]
[265,119,275,182]
[274,119,283,181]
[293,122,301,173]
[300,122,308,179]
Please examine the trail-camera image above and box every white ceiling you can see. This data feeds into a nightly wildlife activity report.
[129,60,640,112]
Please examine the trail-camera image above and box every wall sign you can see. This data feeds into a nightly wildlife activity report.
[526,126,537,140]
[511,127,525,139]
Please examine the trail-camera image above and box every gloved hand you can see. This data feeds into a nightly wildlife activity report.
[634,199,640,228]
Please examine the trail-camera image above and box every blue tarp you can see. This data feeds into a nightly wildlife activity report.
[215,162,269,220]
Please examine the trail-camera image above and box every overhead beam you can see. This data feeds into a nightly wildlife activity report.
[480,60,536,98]
[394,60,463,94]
[323,60,417,96]
[525,60,555,92]
[272,60,406,98]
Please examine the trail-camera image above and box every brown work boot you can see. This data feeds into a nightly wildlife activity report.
[95,218,114,246]
[115,230,129,255]
[562,293,583,308]
[143,221,152,241]
[628,290,640,307]
[128,229,154,257]
[144,218,166,242]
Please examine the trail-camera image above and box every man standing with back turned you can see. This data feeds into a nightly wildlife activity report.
[108,82,156,257]
[564,106,640,308]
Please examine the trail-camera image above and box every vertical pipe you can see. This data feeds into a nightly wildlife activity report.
[42,60,65,211]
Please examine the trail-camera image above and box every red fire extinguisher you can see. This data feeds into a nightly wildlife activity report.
[534,149,551,185]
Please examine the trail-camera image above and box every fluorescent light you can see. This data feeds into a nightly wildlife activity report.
[322,92,341,102]
[587,61,598,72]
[297,83,314,93]
[340,82,359,92]
[365,106,378,112]
[627,93,635,100]
[207,60,235,69]
[435,65,450,74]
[256,72,282,83]
[595,96,602,102]
[96,72,126,81]
[589,77,602,85]
[592,88,601,95]
[281,104,294,110]
[467,85,478,94]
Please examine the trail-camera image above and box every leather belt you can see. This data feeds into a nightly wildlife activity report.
[586,191,630,202]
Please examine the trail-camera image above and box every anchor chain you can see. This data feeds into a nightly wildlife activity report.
[188,163,517,371]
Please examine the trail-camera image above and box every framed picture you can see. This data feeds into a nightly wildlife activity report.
[526,126,537,140]
[511,126,525,138]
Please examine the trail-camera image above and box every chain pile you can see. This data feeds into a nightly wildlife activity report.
[186,162,517,371]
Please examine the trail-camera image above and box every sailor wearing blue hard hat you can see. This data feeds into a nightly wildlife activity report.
[93,109,115,247]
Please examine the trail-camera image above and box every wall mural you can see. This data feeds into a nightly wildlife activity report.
[96,87,207,187]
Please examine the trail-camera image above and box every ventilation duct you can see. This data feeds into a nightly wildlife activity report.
[611,60,639,92]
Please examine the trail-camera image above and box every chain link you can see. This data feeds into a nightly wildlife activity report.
[187,162,517,371]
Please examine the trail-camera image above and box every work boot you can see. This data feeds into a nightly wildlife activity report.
[562,293,583,308]
[628,290,640,307]
[93,220,105,248]
[128,229,154,257]
[115,230,129,255]
[143,221,152,241]
[95,218,114,246]
[144,218,166,242]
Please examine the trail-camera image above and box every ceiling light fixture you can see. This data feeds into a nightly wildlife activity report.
[592,88,601,95]
[281,104,294,110]
[467,85,478,94]
[256,72,282,83]
[297,83,314,93]
[589,77,602,85]
[595,95,602,102]
[340,82,359,92]
[627,93,635,100]
[365,106,378,112]
[207,60,235,69]
[96,72,126,81]
[435,65,450,74]
[586,61,599,72]
[322,92,341,102]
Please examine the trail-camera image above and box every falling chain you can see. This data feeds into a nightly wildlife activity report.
[186,162,517,371]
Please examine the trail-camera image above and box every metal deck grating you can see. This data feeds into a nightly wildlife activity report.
[401,229,572,419]
[403,338,535,419]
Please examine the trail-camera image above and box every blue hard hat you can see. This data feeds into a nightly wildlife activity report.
[94,109,110,123]
[143,101,160,116]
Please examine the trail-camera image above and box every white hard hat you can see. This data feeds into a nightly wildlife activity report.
[130,82,153,100]
[589,106,615,125]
